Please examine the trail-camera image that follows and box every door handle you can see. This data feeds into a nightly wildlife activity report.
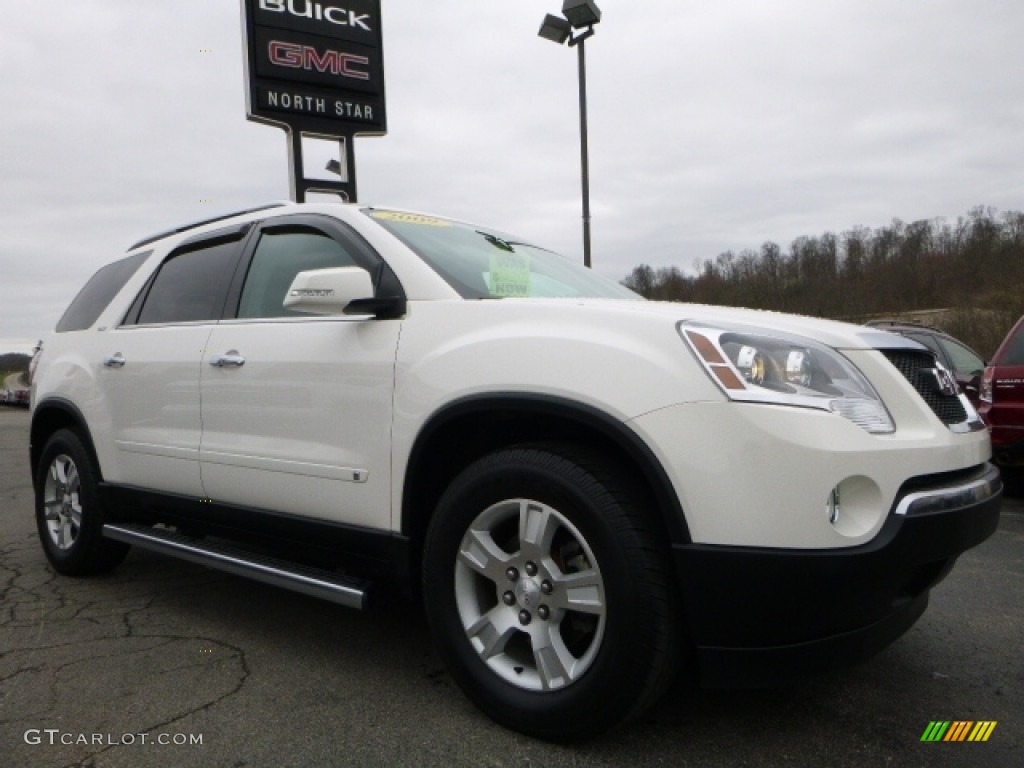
[103,353,126,368]
[210,352,246,368]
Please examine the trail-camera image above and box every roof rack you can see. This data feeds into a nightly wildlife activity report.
[127,202,293,251]
[864,318,944,333]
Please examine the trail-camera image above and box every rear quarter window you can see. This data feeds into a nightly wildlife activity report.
[55,251,150,332]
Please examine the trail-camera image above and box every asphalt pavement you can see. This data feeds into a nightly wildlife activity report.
[0,407,1020,767]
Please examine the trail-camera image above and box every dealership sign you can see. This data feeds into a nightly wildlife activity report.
[241,0,387,200]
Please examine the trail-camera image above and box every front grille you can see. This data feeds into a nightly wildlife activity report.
[881,350,967,426]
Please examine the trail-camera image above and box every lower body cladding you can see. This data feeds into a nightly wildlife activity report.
[674,463,1002,686]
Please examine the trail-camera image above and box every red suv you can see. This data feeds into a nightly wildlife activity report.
[979,315,1024,467]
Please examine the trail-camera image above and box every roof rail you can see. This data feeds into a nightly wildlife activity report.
[864,318,943,333]
[127,202,293,251]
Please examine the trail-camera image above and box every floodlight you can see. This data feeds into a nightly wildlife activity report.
[538,14,571,44]
[562,0,601,29]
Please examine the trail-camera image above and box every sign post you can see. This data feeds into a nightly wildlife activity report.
[241,0,387,202]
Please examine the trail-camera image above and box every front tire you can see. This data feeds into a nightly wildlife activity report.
[422,446,680,741]
[34,429,129,576]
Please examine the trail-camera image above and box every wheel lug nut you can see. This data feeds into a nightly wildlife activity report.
[537,605,550,621]
[506,567,519,582]
[502,591,516,606]
[525,562,538,577]
[518,610,532,626]
[540,580,553,595]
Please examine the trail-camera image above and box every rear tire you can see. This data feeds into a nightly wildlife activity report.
[34,429,129,576]
[422,445,681,741]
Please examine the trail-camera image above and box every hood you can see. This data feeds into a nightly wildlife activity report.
[514,298,920,352]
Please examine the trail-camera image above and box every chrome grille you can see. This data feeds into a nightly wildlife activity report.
[881,350,967,426]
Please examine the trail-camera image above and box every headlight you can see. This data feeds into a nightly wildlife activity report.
[979,368,993,404]
[680,321,895,434]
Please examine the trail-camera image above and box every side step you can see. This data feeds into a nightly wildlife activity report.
[103,523,370,610]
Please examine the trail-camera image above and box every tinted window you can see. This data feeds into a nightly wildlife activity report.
[56,252,149,332]
[936,337,984,376]
[238,229,357,319]
[906,333,942,357]
[136,240,240,324]
[1002,321,1024,365]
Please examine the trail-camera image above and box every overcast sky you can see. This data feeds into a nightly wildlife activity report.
[1,0,1022,354]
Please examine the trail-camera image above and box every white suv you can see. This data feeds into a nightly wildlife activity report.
[30,202,1001,740]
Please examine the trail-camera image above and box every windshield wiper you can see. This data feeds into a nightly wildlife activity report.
[477,232,519,253]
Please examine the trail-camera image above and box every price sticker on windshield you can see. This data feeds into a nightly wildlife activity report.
[489,251,532,297]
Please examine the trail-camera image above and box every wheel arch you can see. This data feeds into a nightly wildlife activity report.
[401,394,691,570]
[30,398,103,482]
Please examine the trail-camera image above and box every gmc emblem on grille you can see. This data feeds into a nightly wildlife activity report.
[924,367,959,397]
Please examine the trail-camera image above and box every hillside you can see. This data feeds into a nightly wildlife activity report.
[622,205,1024,358]
[0,353,30,373]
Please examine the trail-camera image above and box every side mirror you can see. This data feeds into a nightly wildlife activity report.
[282,267,374,316]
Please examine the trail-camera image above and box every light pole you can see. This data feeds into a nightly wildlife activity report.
[539,0,601,269]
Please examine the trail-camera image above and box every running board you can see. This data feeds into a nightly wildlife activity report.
[103,523,370,610]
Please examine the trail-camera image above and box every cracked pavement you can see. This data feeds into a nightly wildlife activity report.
[1,408,1021,767]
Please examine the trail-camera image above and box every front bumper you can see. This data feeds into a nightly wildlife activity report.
[674,463,1002,687]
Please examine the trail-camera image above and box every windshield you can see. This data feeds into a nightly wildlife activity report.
[364,209,640,300]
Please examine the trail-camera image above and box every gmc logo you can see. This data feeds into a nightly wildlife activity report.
[925,366,960,398]
[259,0,372,32]
[269,41,370,81]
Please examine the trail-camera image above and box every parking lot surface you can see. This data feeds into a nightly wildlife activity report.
[1,407,1020,767]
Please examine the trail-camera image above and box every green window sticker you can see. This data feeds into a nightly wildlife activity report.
[488,250,532,297]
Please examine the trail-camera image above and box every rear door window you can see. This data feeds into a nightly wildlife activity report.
[134,239,241,325]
